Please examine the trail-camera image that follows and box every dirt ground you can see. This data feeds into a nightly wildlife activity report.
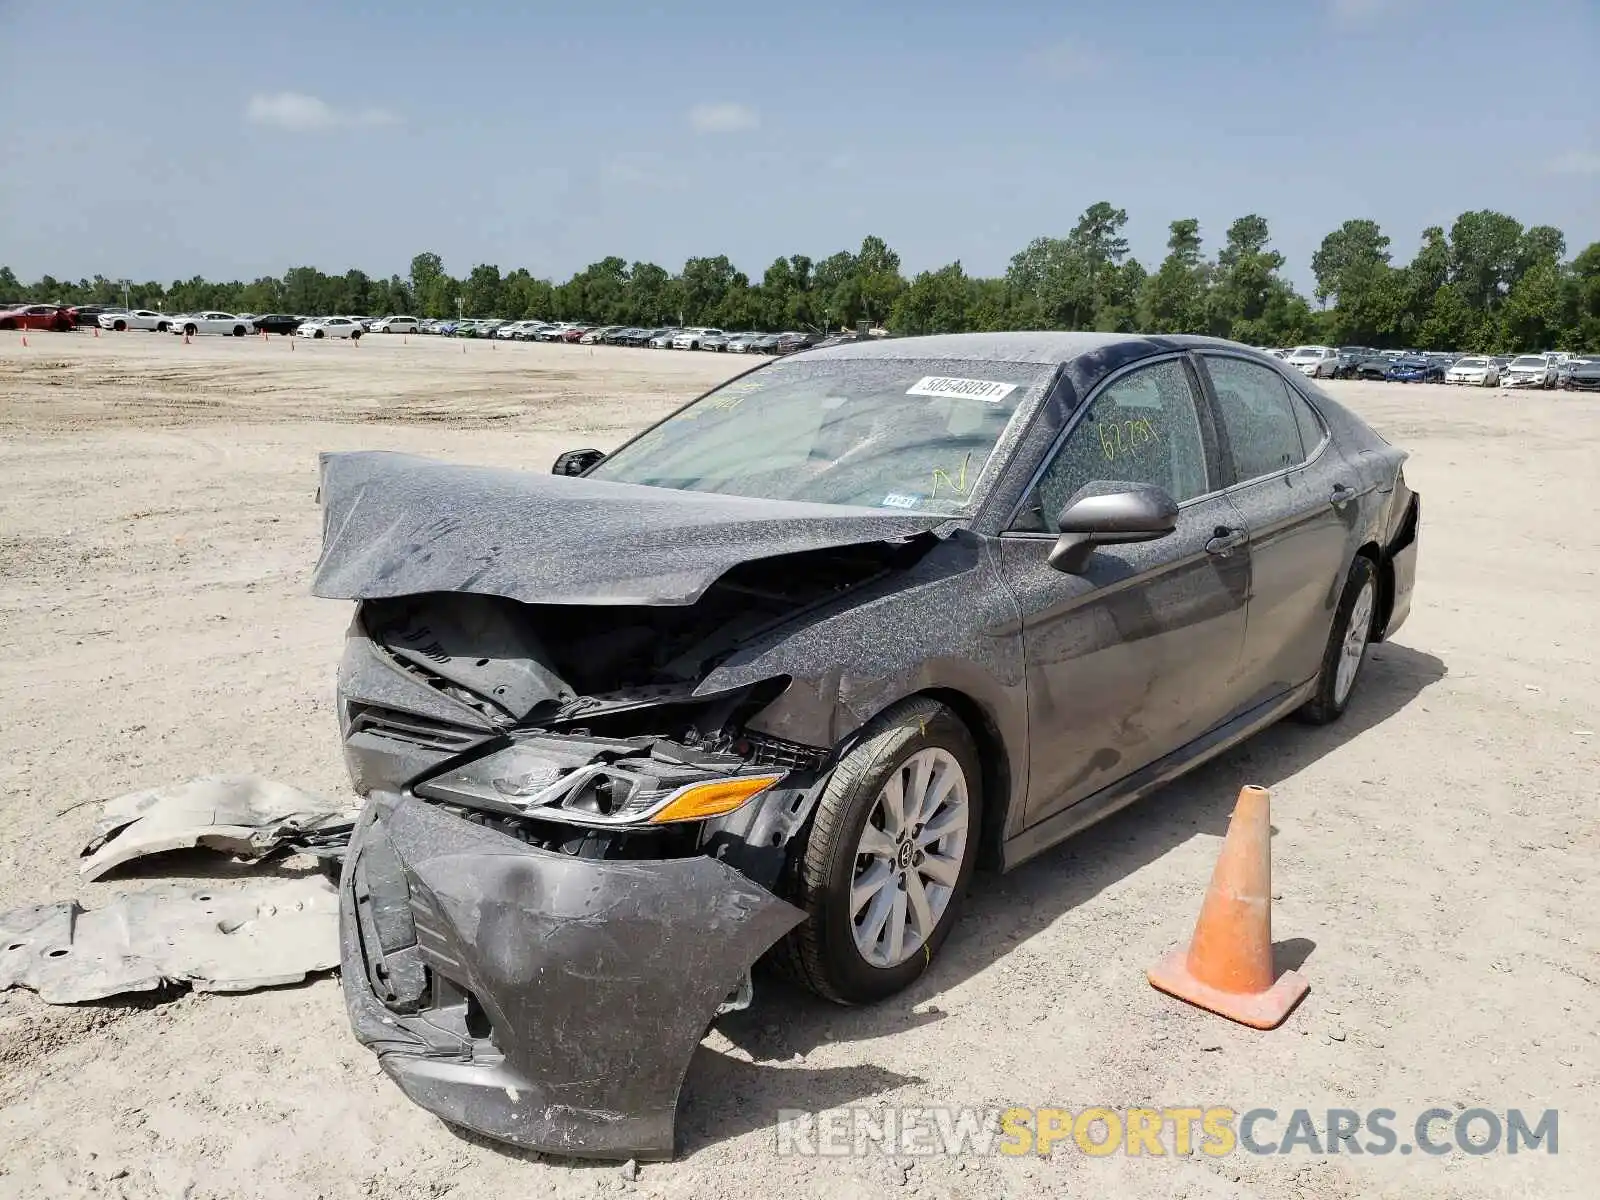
[1,331,1595,1200]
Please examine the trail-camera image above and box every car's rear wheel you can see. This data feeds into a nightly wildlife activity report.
[1298,555,1378,725]
[156,322,169,333]
[779,697,982,1004]
[314,329,324,339]
[232,326,245,337]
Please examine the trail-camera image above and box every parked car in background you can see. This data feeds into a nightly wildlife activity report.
[1502,355,1556,389]
[648,328,680,348]
[67,304,123,329]
[1285,345,1339,378]
[699,331,732,352]
[170,312,252,337]
[1444,356,1500,386]
[100,309,172,332]
[776,331,822,354]
[559,325,590,343]
[744,333,782,354]
[0,303,75,331]
[371,316,421,334]
[1385,355,1445,383]
[1558,357,1598,390]
[671,327,722,350]
[252,313,304,335]
[296,316,364,340]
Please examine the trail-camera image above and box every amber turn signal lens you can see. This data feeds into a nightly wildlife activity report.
[648,775,783,824]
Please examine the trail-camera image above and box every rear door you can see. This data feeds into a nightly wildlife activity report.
[1194,352,1357,712]
[996,355,1250,828]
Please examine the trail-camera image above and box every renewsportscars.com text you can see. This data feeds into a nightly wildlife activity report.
[774,1105,1558,1158]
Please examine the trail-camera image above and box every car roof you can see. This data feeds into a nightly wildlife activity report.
[799,330,1257,366]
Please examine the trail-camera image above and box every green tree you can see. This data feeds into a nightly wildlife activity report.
[1447,210,1523,312]
[1311,219,1391,307]
[889,262,973,335]
[1139,219,1211,333]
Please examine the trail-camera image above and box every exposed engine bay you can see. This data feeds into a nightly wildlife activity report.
[340,537,933,867]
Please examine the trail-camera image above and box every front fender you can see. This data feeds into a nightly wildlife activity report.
[695,532,1028,827]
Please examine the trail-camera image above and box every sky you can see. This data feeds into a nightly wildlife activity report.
[2,0,1596,294]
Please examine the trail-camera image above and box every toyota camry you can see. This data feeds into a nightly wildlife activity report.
[314,332,1420,1160]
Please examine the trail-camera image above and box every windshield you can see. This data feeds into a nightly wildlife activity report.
[1455,358,1488,368]
[1511,357,1545,368]
[1289,347,1321,358]
[588,356,1053,513]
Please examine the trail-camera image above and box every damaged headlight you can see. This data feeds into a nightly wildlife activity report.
[415,734,784,828]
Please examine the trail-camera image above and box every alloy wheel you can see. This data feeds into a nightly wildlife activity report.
[849,748,970,968]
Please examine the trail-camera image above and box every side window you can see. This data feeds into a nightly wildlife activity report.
[1289,387,1326,456]
[1203,356,1307,481]
[1013,359,1210,532]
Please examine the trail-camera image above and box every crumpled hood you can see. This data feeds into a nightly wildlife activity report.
[311,451,948,607]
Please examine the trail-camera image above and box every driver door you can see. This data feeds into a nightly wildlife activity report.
[995,355,1250,828]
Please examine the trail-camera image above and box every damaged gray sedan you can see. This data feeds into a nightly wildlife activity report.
[313,332,1420,1159]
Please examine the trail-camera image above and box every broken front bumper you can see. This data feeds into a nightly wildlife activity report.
[340,792,804,1160]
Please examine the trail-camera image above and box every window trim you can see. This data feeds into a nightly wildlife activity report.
[1191,350,1329,491]
[1000,351,1226,536]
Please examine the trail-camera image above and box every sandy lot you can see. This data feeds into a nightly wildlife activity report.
[1,331,1596,1200]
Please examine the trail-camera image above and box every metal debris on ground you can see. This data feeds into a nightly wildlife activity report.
[79,775,354,880]
[0,876,339,1004]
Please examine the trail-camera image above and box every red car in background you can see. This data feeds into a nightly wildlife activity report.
[0,303,75,331]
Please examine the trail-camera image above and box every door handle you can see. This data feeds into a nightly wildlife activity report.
[1206,526,1247,556]
[1329,483,1356,507]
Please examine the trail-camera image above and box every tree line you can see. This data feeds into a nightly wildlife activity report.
[5,205,1597,352]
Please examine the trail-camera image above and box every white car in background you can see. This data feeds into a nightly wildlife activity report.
[170,311,252,337]
[671,327,722,350]
[1286,345,1339,378]
[1445,356,1500,387]
[370,316,420,334]
[99,309,171,333]
[1501,355,1556,389]
[296,316,364,340]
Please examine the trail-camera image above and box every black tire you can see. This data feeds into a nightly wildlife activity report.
[184,324,197,337]
[233,326,245,337]
[156,322,169,333]
[0,319,13,331]
[314,329,324,339]
[113,319,127,332]
[1297,555,1378,725]
[777,697,983,1005]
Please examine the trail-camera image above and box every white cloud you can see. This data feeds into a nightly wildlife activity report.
[1031,39,1103,81]
[1548,150,1600,176]
[688,102,759,134]
[245,92,399,132]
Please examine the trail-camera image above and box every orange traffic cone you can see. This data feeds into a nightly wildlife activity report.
[1147,785,1308,1029]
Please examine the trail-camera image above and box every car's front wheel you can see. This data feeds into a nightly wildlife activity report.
[1298,555,1378,725]
[156,322,169,333]
[113,319,127,332]
[780,697,982,1004]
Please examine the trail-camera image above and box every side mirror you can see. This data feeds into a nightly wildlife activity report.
[1048,483,1179,574]
[552,448,605,477]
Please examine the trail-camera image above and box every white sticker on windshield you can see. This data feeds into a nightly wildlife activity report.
[906,376,1018,403]
[880,492,921,509]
